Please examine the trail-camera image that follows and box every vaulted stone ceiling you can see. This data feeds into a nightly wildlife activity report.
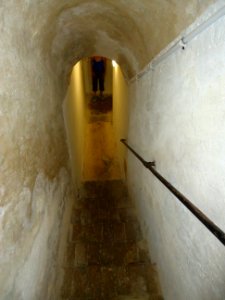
[7,0,216,85]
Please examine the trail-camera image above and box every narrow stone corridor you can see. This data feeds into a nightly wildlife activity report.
[60,96,163,299]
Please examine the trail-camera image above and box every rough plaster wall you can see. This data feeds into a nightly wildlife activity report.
[0,3,74,300]
[12,170,74,300]
[112,64,129,178]
[127,14,225,300]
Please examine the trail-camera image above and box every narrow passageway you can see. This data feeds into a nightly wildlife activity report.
[2,2,225,299]
[60,95,163,299]
[83,95,121,181]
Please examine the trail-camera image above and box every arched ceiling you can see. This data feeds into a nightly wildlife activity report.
[32,0,216,84]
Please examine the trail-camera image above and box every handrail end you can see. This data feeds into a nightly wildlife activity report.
[120,138,126,143]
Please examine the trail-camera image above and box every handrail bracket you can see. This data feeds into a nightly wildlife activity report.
[120,138,225,247]
[144,161,156,168]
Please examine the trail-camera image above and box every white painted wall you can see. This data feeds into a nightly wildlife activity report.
[127,14,225,300]
[63,61,86,188]
[113,63,129,178]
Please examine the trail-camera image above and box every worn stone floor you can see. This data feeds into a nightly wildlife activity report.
[60,96,163,299]
[82,95,121,181]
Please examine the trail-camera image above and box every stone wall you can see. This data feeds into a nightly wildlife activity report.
[127,13,225,300]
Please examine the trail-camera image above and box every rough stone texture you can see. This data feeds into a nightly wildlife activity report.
[127,12,225,300]
[60,181,163,300]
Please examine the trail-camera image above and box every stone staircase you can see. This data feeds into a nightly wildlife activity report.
[60,180,163,300]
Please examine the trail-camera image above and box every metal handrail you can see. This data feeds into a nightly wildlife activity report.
[121,139,225,246]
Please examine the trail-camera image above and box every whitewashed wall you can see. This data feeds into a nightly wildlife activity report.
[127,14,225,300]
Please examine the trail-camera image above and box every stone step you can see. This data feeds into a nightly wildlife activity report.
[60,180,163,300]
[68,221,142,243]
[61,264,161,300]
[79,180,129,200]
[71,207,137,224]
[64,241,150,267]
